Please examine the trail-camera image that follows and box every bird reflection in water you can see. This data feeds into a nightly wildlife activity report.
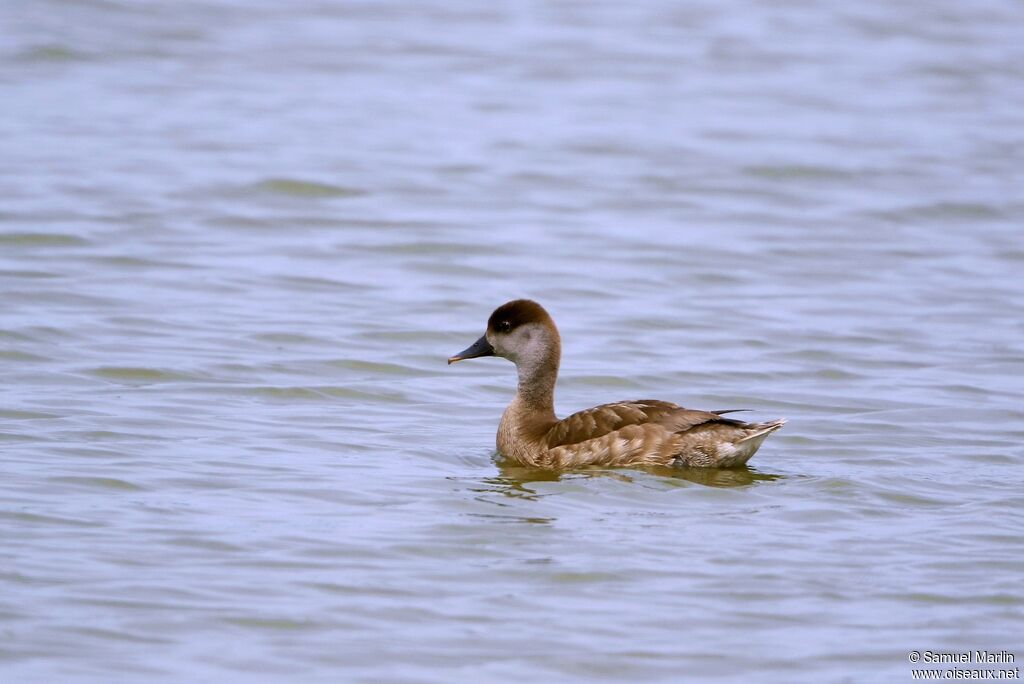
[466,461,783,503]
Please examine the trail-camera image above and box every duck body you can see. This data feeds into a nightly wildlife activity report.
[498,397,785,469]
[449,300,785,470]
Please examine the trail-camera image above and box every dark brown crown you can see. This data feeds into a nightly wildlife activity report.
[487,299,552,334]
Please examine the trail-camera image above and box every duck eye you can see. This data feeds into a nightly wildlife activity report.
[498,320,511,333]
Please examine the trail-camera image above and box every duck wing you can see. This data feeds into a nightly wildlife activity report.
[545,399,739,449]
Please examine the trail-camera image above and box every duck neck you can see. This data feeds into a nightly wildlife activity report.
[514,337,560,418]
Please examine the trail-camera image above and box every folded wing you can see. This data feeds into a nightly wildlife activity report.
[545,399,740,449]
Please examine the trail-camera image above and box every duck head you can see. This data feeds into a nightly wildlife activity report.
[448,299,560,367]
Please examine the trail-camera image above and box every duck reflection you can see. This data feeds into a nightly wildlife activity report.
[466,461,782,502]
[637,464,783,488]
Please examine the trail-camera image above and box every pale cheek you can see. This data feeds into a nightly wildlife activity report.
[494,341,515,361]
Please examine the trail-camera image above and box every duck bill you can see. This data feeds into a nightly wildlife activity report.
[448,335,494,365]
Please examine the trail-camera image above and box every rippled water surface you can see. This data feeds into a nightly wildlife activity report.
[3,1,1023,682]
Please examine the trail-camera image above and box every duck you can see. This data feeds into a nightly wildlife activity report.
[448,299,785,469]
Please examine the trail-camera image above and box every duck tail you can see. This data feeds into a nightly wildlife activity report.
[738,418,787,443]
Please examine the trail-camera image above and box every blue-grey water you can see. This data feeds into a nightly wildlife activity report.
[2,1,1023,682]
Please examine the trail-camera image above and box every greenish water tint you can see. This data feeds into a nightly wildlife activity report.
[2,0,1023,682]
[252,178,367,199]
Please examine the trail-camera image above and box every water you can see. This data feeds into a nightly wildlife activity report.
[2,1,1023,682]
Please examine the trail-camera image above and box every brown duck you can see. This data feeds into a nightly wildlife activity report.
[448,299,785,469]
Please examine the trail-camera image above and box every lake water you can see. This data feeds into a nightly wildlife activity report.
[2,1,1023,682]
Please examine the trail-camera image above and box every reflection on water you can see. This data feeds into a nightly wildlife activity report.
[464,512,556,525]
[641,465,784,488]
[471,462,784,501]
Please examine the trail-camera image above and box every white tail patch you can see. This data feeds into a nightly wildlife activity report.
[712,419,786,467]
[737,418,787,444]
